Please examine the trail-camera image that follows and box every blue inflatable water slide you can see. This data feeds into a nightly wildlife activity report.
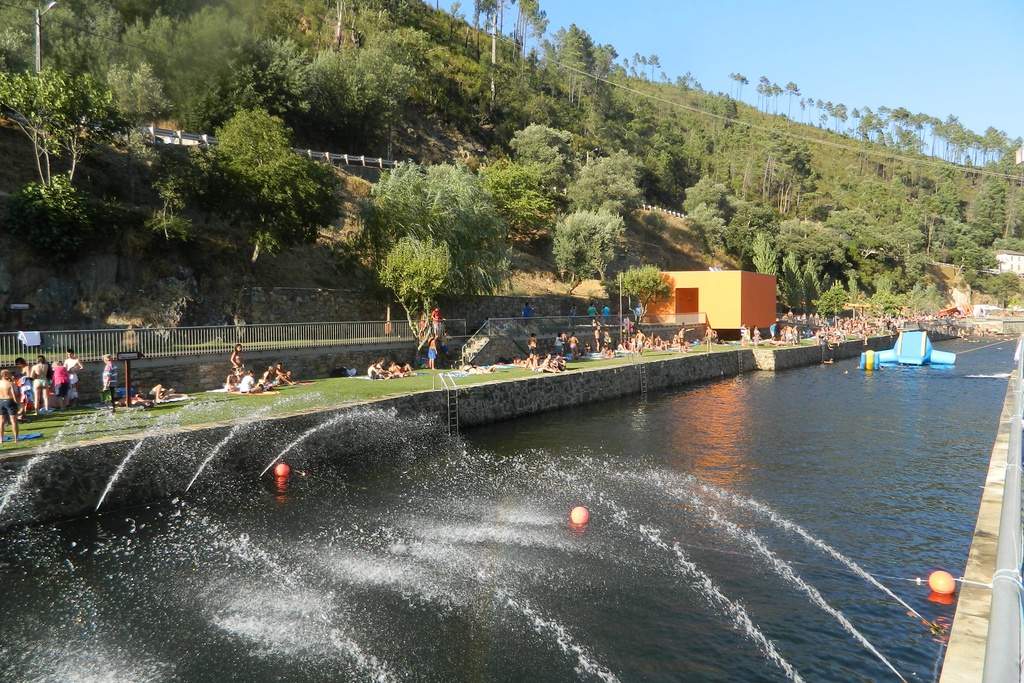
[862,330,956,368]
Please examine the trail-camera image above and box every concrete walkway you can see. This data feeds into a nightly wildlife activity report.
[939,372,1014,682]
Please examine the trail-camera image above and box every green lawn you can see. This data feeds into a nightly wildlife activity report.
[0,343,812,454]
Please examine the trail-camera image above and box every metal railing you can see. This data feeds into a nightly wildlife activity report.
[476,313,704,338]
[982,336,1024,682]
[145,125,399,170]
[2,319,466,364]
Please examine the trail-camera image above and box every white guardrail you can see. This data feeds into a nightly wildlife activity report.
[144,125,399,170]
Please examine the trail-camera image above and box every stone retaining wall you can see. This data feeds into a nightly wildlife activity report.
[0,334,924,528]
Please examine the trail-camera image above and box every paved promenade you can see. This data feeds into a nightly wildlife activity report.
[939,373,1015,682]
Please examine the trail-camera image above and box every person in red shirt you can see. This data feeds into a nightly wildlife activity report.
[430,306,443,336]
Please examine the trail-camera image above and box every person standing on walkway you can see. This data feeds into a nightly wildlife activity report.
[568,305,576,328]
[705,326,715,353]
[101,354,118,413]
[63,348,84,408]
[523,301,533,318]
[0,369,19,444]
[427,336,438,370]
[29,355,51,415]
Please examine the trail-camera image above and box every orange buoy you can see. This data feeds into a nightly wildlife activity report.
[570,506,590,525]
[273,462,291,478]
[928,570,956,595]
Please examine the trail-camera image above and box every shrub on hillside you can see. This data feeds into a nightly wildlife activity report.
[6,175,91,263]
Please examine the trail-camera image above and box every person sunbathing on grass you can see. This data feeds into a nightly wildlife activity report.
[274,363,297,385]
[459,363,495,374]
[238,370,264,394]
[387,362,415,377]
[150,384,190,403]
[368,360,390,380]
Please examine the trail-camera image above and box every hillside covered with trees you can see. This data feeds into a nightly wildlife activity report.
[1,0,1023,328]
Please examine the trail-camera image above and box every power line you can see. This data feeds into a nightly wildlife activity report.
[45,15,164,60]
[497,32,1024,184]
[0,2,163,60]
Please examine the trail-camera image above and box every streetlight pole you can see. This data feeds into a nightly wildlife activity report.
[34,1,57,73]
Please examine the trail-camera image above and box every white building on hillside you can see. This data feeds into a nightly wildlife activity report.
[995,250,1024,275]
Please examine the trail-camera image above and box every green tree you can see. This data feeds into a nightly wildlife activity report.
[815,282,849,318]
[379,236,452,357]
[682,177,732,219]
[145,150,198,242]
[568,150,643,216]
[509,124,575,189]
[802,260,821,312]
[751,232,779,275]
[0,69,125,187]
[480,160,556,242]
[620,265,670,318]
[779,252,803,310]
[360,162,510,297]
[687,203,728,253]
[552,210,624,292]
[6,175,91,263]
[726,200,778,264]
[209,108,340,263]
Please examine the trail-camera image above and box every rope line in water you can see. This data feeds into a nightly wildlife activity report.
[955,339,1008,355]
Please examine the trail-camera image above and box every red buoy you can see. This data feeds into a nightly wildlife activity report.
[928,570,956,595]
[273,462,291,478]
[570,506,590,525]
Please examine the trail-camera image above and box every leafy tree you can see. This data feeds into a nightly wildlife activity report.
[379,236,452,357]
[687,203,728,253]
[214,37,312,126]
[620,265,670,318]
[106,62,169,123]
[568,150,643,216]
[751,232,779,275]
[146,150,197,242]
[776,219,845,278]
[6,175,91,263]
[552,210,624,292]
[208,108,340,263]
[509,124,575,190]
[360,162,510,297]
[779,252,803,309]
[725,200,777,263]
[802,259,822,312]
[0,69,125,187]
[683,177,732,219]
[815,282,849,318]
[480,160,556,241]
[903,283,946,315]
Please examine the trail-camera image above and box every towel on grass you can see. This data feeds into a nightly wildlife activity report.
[3,432,42,442]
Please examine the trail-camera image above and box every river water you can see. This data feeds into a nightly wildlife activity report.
[0,338,1012,682]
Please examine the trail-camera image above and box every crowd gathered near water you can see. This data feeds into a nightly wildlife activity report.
[0,304,996,446]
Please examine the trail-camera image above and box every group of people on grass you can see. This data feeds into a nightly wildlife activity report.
[0,349,86,443]
[367,359,416,380]
[225,344,298,394]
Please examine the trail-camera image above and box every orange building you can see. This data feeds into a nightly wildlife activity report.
[647,270,777,331]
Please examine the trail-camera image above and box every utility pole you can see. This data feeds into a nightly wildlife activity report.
[34,1,58,73]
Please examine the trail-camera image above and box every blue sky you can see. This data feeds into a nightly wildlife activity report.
[534,0,1023,143]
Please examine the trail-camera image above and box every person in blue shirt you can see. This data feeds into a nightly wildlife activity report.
[523,301,532,318]
[602,305,610,323]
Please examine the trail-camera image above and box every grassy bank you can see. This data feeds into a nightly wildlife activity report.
[3,346,775,454]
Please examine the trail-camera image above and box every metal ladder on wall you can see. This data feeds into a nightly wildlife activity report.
[638,362,648,397]
[439,374,459,435]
